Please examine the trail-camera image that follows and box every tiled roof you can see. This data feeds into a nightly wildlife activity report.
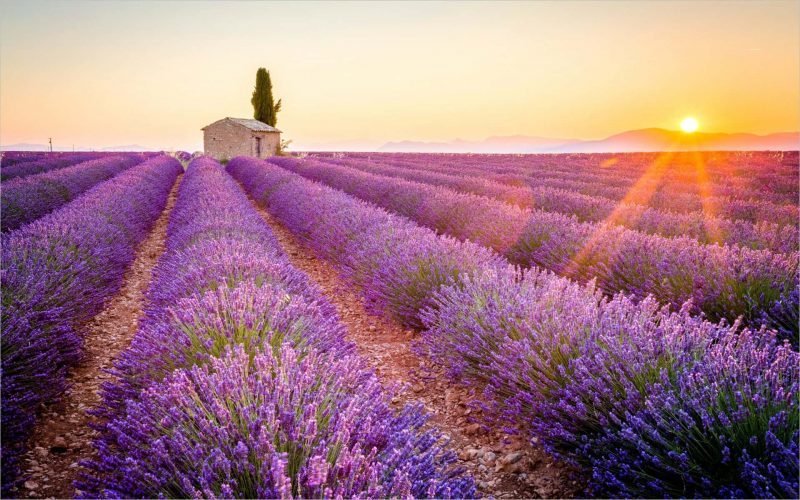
[203,117,281,133]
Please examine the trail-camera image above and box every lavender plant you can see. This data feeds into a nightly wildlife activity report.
[322,151,798,217]
[1,154,145,231]
[230,157,506,329]
[319,154,798,253]
[230,156,798,498]
[83,157,474,498]
[270,156,797,338]
[762,286,800,349]
[590,328,798,498]
[0,155,181,492]
[422,267,798,498]
[83,346,473,499]
[101,280,350,418]
[0,152,113,180]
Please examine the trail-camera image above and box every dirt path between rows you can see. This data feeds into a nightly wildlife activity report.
[253,205,582,499]
[14,175,182,499]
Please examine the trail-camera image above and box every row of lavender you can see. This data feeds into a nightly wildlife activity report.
[0,152,144,181]
[0,151,45,167]
[331,151,799,204]
[79,157,473,498]
[0,155,181,493]
[454,153,797,201]
[229,156,799,498]
[1,152,101,179]
[1,154,149,232]
[317,155,797,253]
[495,171,798,226]
[322,152,798,224]
[348,151,799,188]
[270,156,798,339]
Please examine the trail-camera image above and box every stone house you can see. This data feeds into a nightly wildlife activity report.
[202,117,281,160]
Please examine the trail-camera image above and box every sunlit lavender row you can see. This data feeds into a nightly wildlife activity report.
[229,156,798,498]
[313,155,797,252]
[79,157,474,498]
[0,155,181,493]
[267,156,799,339]
[318,151,799,206]
[315,152,798,226]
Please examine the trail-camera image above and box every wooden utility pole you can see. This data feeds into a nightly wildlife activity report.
[48,138,53,152]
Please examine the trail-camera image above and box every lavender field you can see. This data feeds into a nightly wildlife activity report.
[1,151,798,498]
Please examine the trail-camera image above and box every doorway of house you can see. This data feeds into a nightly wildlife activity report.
[255,136,262,157]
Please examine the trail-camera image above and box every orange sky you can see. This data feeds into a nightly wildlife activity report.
[1,1,798,151]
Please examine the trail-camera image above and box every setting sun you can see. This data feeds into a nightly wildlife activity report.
[680,117,699,133]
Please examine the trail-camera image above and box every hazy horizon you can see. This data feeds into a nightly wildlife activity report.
[3,127,799,154]
[2,0,799,151]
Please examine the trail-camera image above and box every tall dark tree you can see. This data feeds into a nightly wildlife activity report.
[251,68,281,127]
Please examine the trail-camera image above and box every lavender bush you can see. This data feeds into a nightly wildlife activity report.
[230,157,798,498]
[96,157,342,417]
[270,156,797,337]
[229,157,506,329]
[591,328,798,497]
[321,155,798,253]
[321,151,798,215]
[82,157,474,498]
[1,151,42,169]
[423,267,798,497]
[0,155,181,492]
[0,152,110,180]
[761,286,799,349]
[84,346,473,499]
[1,154,144,231]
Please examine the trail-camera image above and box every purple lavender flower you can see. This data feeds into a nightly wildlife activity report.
[1,152,136,180]
[82,157,474,498]
[1,154,147,231]
[1,155,181,492]
[314,154,798,253]
[82,346,473,499]
[266,155,797,338]
[229,155,798,498]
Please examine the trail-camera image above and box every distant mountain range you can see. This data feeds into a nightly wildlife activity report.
[0,143,155,152]
[4,129,798,154]
[379,129,800,153]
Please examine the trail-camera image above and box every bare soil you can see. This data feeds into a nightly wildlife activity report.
[13,176,181,499]
[253,205,583,499]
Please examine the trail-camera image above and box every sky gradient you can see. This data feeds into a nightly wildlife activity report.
[1,0,798,151]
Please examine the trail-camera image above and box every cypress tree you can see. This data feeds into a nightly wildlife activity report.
[251,68,282,127]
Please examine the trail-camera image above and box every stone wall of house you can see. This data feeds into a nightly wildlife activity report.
[203,120,280,160]
[258,132,280,158]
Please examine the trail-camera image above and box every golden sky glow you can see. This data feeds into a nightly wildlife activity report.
[1,1,798,150]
